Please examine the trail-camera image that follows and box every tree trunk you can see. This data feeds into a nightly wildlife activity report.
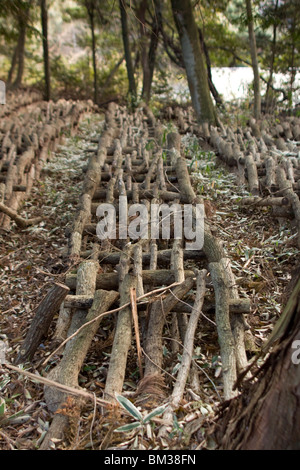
[198,27,224,109]
[7,44,19,86]
[13,19,27,88]
[265,0,279,111]
[119,0,137,102]
[245,0,261,119]
[91,14,98,104]
[40,0,51,101]
[137,0,151,103]
[141,2,161,103]
[171,0,216,125]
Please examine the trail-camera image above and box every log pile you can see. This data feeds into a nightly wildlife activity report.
[12,102,253,448]
[168,106,300,248]
[0,94,92,229]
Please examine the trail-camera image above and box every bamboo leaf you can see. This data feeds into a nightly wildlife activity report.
[116,395,143,421]
[0,398,6,416]
[143,403,169,423]
[114,422,141,433]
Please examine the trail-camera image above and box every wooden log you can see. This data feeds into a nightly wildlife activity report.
[15,283,70,364]
[41,288,118,449]
[63,294,251,314]
[104,273,137,402]
[92,188,180,202]
[240,196,290,207]
[144,275,195,377]
[175,157,196,203]
[160,269,208,433]
[245,153,259,195]
[69,193,91,256]
[65,269,196,291]
[0,202,42,228]
[276,166,300,248]
[209,261,237,400]
[142,154,159,190]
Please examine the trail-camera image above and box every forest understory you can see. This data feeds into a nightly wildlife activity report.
[0,92,299,450]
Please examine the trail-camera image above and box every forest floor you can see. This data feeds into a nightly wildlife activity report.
[0,109,299,450]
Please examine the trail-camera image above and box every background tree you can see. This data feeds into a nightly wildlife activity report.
[1,0,34,88]
[84,0,98,104]
[245,0,261,119]
[40,0,51,101]
[119,0,137,103]
[170,0,217,124]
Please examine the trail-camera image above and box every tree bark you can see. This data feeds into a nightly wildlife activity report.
[13,18,27,88]
[119,0,137,102]
[85,1,98,104]
[171,0,216,125]
[7,44,18,86]
[265,0,279,111]
[40,0,51,101]
[245,0,261,119]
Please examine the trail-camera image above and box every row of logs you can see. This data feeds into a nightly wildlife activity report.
[14,102,255,449]
[0,96,93,229]
[165,105,300,248]
[0,88,43,119]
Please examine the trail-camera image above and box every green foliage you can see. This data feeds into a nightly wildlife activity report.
[0,0,298,109]
[114,394,168,434]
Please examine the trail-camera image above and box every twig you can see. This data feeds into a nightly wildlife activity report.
[0,202,42,228]
[130,287,143,379]
[4,363,114,409]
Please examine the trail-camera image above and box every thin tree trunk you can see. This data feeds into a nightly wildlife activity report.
[7,44,19,86]
[137,0,151,103]
[13,19,27,88]
[245,0,261,119]
[40,0,51,101]
[289,17,296,106]
[141,14,160,103]
[87,3,98,104]
[119,0,137,101]
[265,0,279,111]
[198,27,224,109]
[171,0,216,125]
